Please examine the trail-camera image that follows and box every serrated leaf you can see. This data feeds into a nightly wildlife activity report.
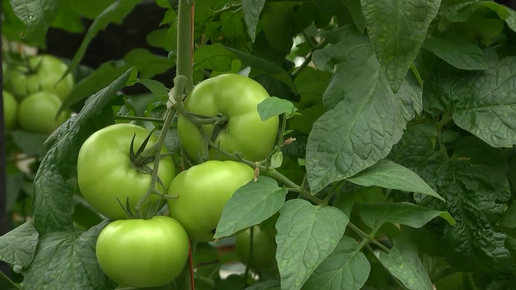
[424,56,516,148]
[10,0,64,42]
[10,130,49,157]
[20,221,116,290]
[391,134,512,272]
[33,68,134,235]
[360,0,441,92]
[423,31,488,70]
[302,236,370,290]
[276,199,349,290]
[214,177,287,238]
[242,0,266,42]
[378,235,433,290]
[0,222,39,268]
[59,0,144,84]
[257,97,297,121]
[360,203,455,232]
[307,27,422,193]
[346,160,444,201]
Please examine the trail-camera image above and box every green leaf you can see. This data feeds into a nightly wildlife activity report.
[214,176,287,238]
[33,68,134,235]
[499,203,516,228]
[10,0,63,42]
[360,0,441,92]
[193,43,238,71]
[307,27,422,193]
[137,79,169,101]
[223,45,297,92]
[445,1,510,22]
[10,130,48,157]
[0,221,39,268]
[424,56,516,148]
[20,221,116,290]
[423,31,488,70]
[346,159,444,201]
[242,0,266,42]
[345,0,366,33]
[59,0,145,84]
[391,134,512,272]
[276,199,349,290]
[378,235,433,290]
[60,49,172,112]
[257,97,297,121]
[302,236,370,290]
[360,203,456,231]
[506,8,516,33]
[6,174,24,210]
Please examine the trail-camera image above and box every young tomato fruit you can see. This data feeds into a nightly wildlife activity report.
[235,226,277,270]
[77,123,175,220]
[177,73,279,162]
[17,91,67,134]
[8,54,74,100]
[96,216,189,288]
[167,160,254,242]
[3,91,18,131]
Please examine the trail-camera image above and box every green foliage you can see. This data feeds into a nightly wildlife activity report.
[2,0,516,289]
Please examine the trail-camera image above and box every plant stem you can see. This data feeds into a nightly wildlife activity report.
[348,222,391,253]
[243,226,254,288]
[292,39,328,79]
[114,115,166,123]
[177,0,194,93]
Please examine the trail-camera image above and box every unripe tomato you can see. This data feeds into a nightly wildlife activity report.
[96,216,189,288]
[77,123,176,220]
[167,160,254,242]
[177,74,279,162]
[8,54,74,101]
[235,226,277,270]
[3,91,18,131]
[17,91,67,134]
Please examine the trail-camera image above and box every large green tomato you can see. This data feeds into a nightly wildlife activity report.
[96,216,189,288]
[167,160,254,242]
[177,74,279,162]
[77,123,175,220]
[17,91,67,134]
[8,54,74,100]
[235,226,277,270]
[3,91,18,131]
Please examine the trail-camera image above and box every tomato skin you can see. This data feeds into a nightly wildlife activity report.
[8,54,74,101]
[177,74,279,162]
[96,216,189,288]
[3,91,18,131]
[235,226,277,270]
[17,91,67,134]
[167,160,254,242]
[77,123,175,220]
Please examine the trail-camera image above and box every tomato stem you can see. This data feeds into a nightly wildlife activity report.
[291,38,328,79]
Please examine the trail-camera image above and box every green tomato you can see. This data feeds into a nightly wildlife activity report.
[3,91,18,131]
[8,54,74,100]
[167,160,254,242]
[77,123,175,220]
[235,226,277,270]
[17,91,67,134]
[177,74,279,162]
[96,216,189,288]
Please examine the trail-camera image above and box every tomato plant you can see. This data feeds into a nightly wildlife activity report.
[3,90,17,131]
[235,226,277,270]
[77,123,176,220]
[16,91,67,134]
[2,0,516,290]
[167,160,254,242]
[7,54,74,101]
[96,216,189,288]
[177,73,279,162]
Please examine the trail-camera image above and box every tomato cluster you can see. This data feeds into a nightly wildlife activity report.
[3,55,73,134]
[76,74,280,288]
